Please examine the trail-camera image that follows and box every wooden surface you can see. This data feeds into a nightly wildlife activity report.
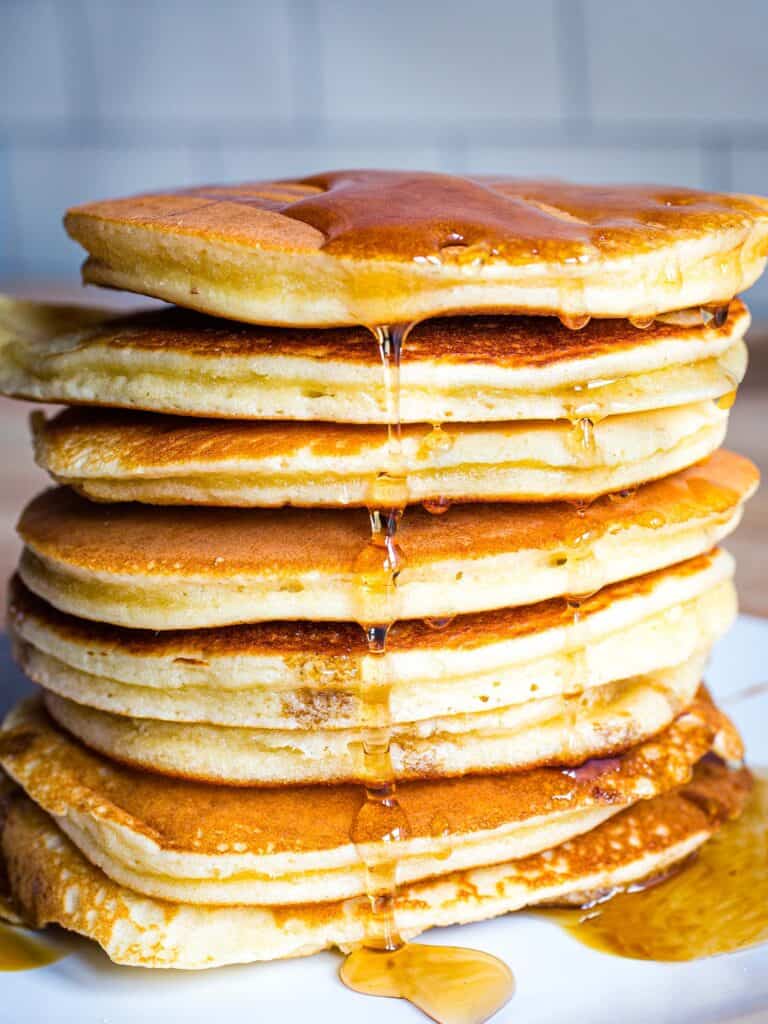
[0,283,766,616]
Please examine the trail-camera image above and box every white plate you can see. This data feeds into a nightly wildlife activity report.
[2,616,768,1024]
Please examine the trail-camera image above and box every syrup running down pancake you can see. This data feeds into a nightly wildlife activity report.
[0,295,748,423]
[0,752,749,967]
[0,692,742,909]
[63,171,768,325]
[15,451,757,628]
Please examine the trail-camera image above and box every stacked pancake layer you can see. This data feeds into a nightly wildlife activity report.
[0,171,765,970]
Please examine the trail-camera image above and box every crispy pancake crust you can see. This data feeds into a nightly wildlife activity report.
[38,656,707,785]
[63,172,768,325]
[14,452,758,627]
[0,757,751,966]
[31,401,729,507]
[0,691,743,908]
[6,552,736,729]
[0,295,749,422]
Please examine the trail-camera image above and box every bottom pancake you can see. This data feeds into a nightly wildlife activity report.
[1,757,750,968]
[0,693,742,907]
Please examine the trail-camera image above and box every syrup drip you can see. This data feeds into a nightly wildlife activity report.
[558,313,591,331]
[628,315,655,329]
[575,417,596,459]
[340,944,514,1024]
[422,497,452,516]
[539,770,768,960]
[716,389,737,410]
[343,322,513,1021]
[700,302,731,328]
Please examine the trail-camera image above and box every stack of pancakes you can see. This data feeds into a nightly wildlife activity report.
[0,171,764,969]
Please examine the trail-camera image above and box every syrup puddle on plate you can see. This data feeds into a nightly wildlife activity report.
[536,769,768,961]
[0,921,69,972]
[340,942,514,1024]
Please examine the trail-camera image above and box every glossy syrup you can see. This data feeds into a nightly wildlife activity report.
[540,770,768,961]
[0,922,65,972]
[342,323,514,1022]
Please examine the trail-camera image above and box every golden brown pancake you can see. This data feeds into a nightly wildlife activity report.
[63,171,768,325]
[15,451,758,628]
[37,655,708,785]
[31,401,730,507]
[7,550,735,729]
[1,757,750,967]
[0,691,742,907]
[0,294,748,423]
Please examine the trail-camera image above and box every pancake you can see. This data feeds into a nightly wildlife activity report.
[1,757,750,967]
[0,295,748,423]
[7,550,735,729]
[63,171,768,325]
[0,692,742,907]
[38,655,708,784]
[15,452,758,628]
[31,401,730,507]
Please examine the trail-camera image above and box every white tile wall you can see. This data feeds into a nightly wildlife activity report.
[83,0,300,124]
[584,0,768,126]
[7,145,203,277]
[195,145,452,183]
[319,0,562,123]
[2,0,768,312]
[0,0,74,124]
[460,144,707,187]
[728,147,768,314]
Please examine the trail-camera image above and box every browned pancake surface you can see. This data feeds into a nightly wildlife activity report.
[6,551,722,660]
[0,691,741,856]
[16,451,758,577]
[27,297,747,367]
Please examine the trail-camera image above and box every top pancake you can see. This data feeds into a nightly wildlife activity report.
[64,171,768,325]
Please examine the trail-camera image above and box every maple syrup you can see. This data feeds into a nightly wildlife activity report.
[340,943,515,1024]
[344,322,513,1021]
[0,922,66,972]
[538,769,768,961]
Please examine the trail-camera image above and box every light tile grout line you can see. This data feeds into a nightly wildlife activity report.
[5,116,768,151]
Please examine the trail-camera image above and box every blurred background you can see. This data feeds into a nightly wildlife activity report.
[0,0,766,608]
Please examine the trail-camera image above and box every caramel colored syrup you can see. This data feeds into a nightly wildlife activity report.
[340,944,515,1024]
[350,321,412,953]
[0,922,65,972]
[343,323,513,1022]
[716,389,737,410]
[213,171,768,274]
[538,770,768,961]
